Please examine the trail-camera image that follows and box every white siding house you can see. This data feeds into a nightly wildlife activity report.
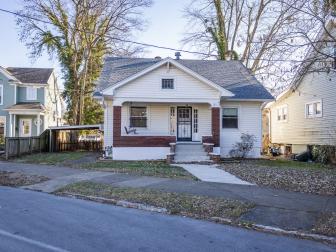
[266,19,336,154]
[267,70,336,154]
[96,57,273,161]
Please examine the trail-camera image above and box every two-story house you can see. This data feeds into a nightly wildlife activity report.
[0,67,63,138]
[265,18,336,154]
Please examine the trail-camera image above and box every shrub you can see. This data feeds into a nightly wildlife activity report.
[229,133,256,158]
[311,145,336,164]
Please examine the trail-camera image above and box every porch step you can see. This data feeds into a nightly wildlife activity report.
[174,143,211,163]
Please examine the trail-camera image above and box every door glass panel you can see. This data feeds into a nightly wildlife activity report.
[177,108,192,141]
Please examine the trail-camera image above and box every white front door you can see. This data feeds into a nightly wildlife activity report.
[20,119,32,137]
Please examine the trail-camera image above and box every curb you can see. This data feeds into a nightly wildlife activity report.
[211,217,336,245]
[60,193,336,245]
[60,192,168,214]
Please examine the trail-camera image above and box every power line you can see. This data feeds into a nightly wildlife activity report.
[0,7,332,63]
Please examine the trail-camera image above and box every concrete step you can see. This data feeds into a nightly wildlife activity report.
[174,142,211,163]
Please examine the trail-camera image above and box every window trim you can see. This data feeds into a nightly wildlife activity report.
[129,106,148,128]
[276,104,288,123]
[0,84,3,105]
[305,100,323,118]
[26,86,37,101]
[221,106,240,130]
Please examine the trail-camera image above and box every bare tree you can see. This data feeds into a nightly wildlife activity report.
[17,0,152,125]
[183,0,315,92]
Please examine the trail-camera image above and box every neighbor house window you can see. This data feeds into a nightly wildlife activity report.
[26,86,37,100]
[276,105,288,122]
[306,101,322,118]
[222,108,238,128]
[130,106,147,128]
[0,83,3,105]
[162,79,174,89]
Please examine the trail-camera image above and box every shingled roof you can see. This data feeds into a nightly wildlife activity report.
[6,67,53,85]
[97,57,274,100]
[5,102,46,111]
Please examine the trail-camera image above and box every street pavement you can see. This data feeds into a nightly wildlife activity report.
[0,186,335,252]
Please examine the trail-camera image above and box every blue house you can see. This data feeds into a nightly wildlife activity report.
[0,67,63,137]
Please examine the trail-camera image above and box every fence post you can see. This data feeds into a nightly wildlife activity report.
[5,137,9,160]
[29,138,32,154]
[17,138,20,157]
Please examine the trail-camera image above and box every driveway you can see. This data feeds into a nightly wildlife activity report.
[0,187,334,252]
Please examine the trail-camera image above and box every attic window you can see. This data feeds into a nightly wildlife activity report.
[162,79,174,89]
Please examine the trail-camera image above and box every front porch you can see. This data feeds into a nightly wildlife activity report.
[106,100,221,161]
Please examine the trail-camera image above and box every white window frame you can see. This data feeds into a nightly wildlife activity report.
[129,106,148,128]
[276,104,288,122]
[305,100,323,118]
[221,106,240,130]
[19,118,32,137]
[0,83,3,105]
[26,86,37,100]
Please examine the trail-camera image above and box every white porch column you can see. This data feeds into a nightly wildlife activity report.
[9,114,12,137]
[37,113,41,135]
[13,114,16,137]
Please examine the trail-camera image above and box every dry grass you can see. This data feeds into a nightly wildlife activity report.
[314,212,336,237]
[221,159,336,195]
[58,181,253,220]
[0,171,49,187]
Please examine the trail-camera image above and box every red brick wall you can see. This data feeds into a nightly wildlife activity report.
[211,107,220,147]
[113,106,176,147]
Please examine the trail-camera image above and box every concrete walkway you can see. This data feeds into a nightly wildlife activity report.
[177,164,253,185]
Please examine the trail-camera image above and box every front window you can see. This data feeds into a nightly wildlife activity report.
[130,106,147,128]
[26,86,37,100]
[306,101,322,118]
[222,108,238,128]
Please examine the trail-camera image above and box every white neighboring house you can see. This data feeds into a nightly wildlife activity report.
[95,56,273,161]
[266,19,336,154]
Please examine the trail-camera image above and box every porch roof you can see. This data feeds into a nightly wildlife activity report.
[4,102,46,112]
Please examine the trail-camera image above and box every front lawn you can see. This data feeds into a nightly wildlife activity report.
[220,159,336,195]
[16,152,88,165]
[57,181,253,221]
[0,171,49,187]
[76,160,195,180]
[14,152,195,180]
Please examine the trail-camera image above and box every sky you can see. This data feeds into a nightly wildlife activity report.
[0,0,193,85]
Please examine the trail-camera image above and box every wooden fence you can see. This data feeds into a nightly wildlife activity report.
[55,140,103,152]
[5,130,50,159]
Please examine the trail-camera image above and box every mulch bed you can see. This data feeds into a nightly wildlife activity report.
[220,160,336,195]
[0,171,49,187]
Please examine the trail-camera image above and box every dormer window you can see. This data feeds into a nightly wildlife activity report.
[162,79,174,89]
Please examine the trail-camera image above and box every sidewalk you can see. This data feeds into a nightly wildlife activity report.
[177,164,253,184]
[1,161,335,231]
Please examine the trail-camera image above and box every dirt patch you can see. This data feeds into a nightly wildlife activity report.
[220,160,336,195]
[0,171,49,187]
[314,212,336,237]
